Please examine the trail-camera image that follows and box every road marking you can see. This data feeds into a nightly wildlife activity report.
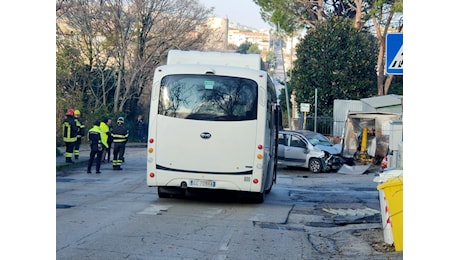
[322,207,380,216]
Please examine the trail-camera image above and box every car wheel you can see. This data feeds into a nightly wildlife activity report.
[309,158,322,173]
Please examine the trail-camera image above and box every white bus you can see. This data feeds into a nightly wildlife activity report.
[146,50,280,202]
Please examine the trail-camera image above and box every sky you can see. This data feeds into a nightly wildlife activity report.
[199,0,272,30]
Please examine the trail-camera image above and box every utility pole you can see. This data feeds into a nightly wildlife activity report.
[289,36,295,130]
[314,88,317,132]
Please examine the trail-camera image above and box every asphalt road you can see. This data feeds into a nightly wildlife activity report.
[56,145,403,259]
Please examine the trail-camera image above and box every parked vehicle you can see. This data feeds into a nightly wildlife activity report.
[277,130,343,173]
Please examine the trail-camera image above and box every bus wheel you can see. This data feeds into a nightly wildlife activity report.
[252,191,265,203]
[158,186,185,198]
[266,168,276,194]
[266,159,277,194]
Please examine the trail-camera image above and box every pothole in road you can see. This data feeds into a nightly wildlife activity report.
[288,206,382,227]
[254,222,306,231]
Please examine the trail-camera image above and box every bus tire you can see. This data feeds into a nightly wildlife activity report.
[157,186,185,198]
[252,191,265,203]
[158,187,170,198]
[266,156,277,194]
[266,167,276,194]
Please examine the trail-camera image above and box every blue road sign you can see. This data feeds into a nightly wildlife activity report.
[386,33,403,75]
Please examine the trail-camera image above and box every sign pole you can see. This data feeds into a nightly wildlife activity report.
[303,112,307,130]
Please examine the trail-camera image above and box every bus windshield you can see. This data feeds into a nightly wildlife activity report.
[158,74,258,121]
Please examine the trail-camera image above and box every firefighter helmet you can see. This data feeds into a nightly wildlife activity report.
[66,109,74,116]
[117,116,124,123]
[74,109,81,115]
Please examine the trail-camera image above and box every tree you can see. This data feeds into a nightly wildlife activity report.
[248,44,261,54]
[55,0,216,143]
[237,41,260,54]
[370,0,403,95]
[98,0,214,113]
[56,40,86,143]
[57,0,123,116]
[56,0,215,140]
[254,0,403,96]
[254,0,362,34]
[291,17,378,116]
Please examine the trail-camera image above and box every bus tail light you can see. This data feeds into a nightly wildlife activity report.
[149,172,155,178]
[253,178,259,184]
[149,138,154,143]
[257,144,263,159]
[148,147,154,153]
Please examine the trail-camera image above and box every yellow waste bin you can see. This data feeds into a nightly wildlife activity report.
[377,176,403,251]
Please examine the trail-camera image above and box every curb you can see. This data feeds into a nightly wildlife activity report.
[56,159,89,172]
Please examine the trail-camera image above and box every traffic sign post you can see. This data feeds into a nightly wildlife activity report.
[385,33,403,75]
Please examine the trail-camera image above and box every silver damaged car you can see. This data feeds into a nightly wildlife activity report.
[277,130,343,173]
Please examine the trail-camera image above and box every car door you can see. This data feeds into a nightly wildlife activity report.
[277,132,287,164]
[285,134,309,166]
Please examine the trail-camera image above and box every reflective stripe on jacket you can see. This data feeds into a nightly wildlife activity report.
[75,117,85,138]
[111,124,129,143]
[62,116,78,142]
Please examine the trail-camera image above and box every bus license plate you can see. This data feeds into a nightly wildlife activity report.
[190,179,216,188]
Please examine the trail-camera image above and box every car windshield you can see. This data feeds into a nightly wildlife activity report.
[304,133,333,146]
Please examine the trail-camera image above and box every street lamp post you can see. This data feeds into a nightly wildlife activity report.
[314,88,317,132]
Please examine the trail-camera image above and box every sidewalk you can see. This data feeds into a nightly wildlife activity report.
[56,142,147,174]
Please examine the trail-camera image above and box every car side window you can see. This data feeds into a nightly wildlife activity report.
[290,135,306,148]
[278,133,286,145]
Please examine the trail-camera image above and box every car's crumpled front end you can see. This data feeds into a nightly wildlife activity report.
[316,144,343,172]
[323,153,343,171]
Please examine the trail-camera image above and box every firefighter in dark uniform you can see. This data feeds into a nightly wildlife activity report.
[87,120,109,174]
[111,116,129,170]
[73,109,85,160]
[62,109,79,163]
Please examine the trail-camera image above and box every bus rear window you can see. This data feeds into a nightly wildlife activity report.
[158,74,258,121]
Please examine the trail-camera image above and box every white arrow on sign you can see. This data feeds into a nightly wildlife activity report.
[389,45,403,69]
